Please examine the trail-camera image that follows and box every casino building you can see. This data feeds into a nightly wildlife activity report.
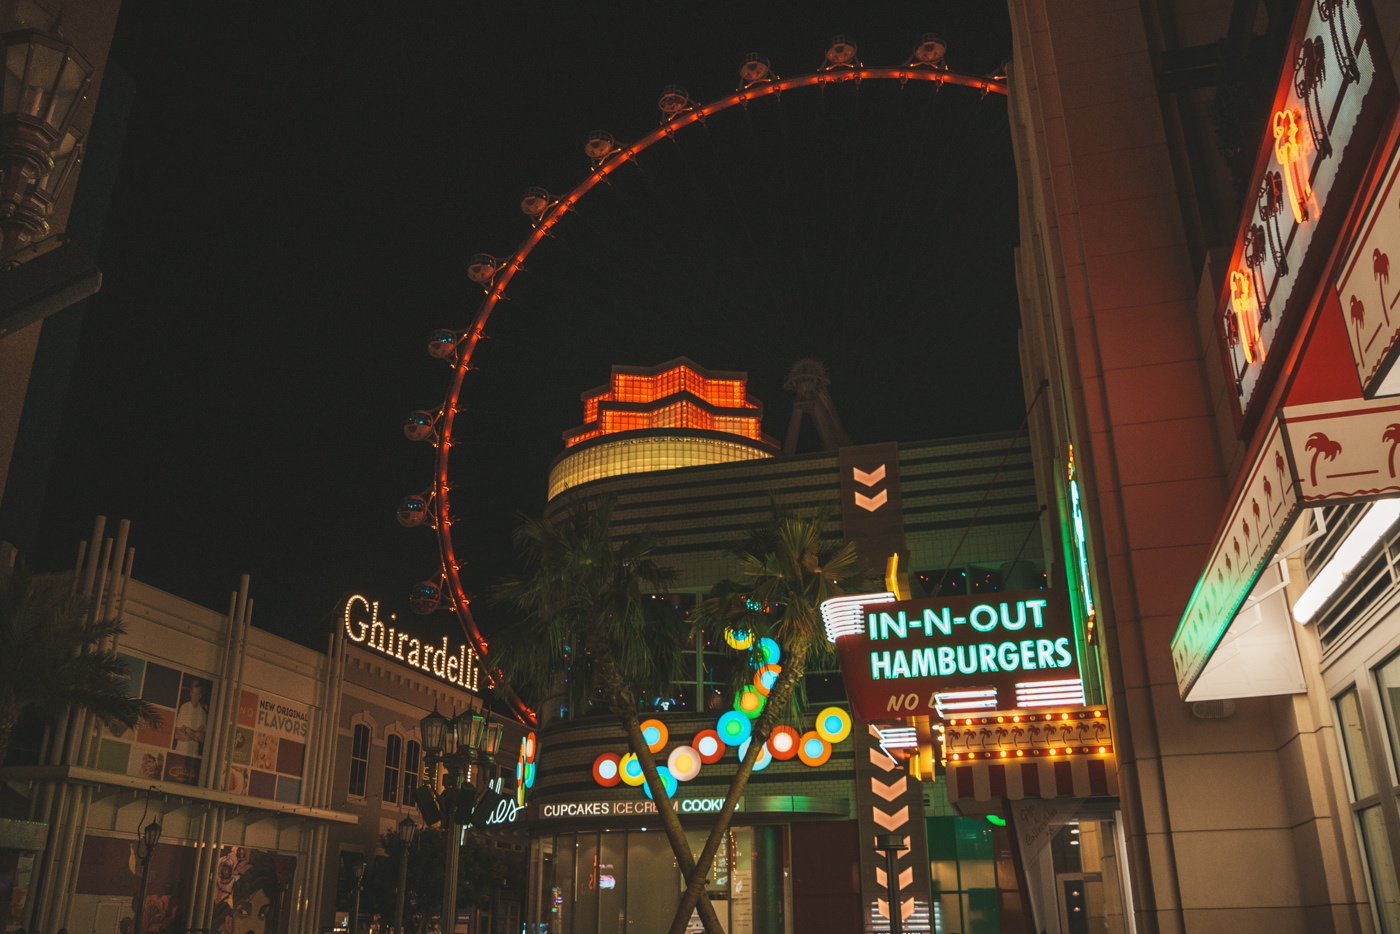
[518,358,1113,933]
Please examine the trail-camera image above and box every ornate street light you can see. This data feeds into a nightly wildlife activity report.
[394,817,418,934]
[420,704,448,757]
[0,29,93,255]
[131,817,162,934]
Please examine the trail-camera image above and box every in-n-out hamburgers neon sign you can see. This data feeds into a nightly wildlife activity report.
[343,595,479,691]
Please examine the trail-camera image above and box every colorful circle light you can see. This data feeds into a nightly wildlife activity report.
[735,685,766,719]
[753,663,781,696]
[767,725,800,760]
[525,759,536,788]
[640,718,669,752]
[619,752,646,786]
[693,729,724,763]
[757,637,780,665]
[737,738,773,771]
[716,710,752,746]
[593,753,622,787]
[815,706,852,744]
[643,765,678,800]
[798,731,831,767]
[524,732,537,762]
[668,745,702,781]
[724,627,754,650]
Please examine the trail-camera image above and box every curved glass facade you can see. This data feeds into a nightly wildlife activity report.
[548,434,773,501]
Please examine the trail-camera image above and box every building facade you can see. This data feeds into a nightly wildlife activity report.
[0,519,525,934]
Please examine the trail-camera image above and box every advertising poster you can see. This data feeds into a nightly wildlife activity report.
[75,834,197,934]
[225,691,310,804]
[210,847,297,934]
[98,654,213,787]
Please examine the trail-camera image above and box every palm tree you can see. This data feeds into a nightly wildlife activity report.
[488,495,726,933]
[1305,432,1343,487]
[1375,249,1392,324]
[1350,295,1366,345]
[672,508,878,934]
[1384,424,1400,478]
[0,548,157,765]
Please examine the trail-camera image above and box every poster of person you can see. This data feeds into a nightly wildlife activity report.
[74,835,197,934]
[97,655,215,788]
[210,847,297,934]
[225,691,310,804]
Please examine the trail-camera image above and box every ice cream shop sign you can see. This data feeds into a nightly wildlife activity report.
[343,594,480,690]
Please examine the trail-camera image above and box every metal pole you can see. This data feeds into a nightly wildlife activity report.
[884,846,902,934]
[133,852,152,934]
[442,786,459,934]
[395,846,410,934]
[351,865,364,934]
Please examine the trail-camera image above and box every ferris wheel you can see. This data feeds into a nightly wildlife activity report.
[396,35,1009,724]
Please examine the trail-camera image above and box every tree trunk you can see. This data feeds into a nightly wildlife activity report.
[587,621,724,934]
[666,654,808,934]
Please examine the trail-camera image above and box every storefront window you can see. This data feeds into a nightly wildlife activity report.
[1375,652,1400,778]
[625,830,678,931]
[1337,688,1379,800]
[575,835,598,934]
[927,815,1019,934]
[1357,806,1400,933]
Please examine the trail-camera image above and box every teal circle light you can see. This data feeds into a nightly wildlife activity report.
[642,723,662,747]
[643,765,678,799]
[623,755,644,781]
[803,735,826,758]
[525,759,536,788]
[736,739,773,771]
[717,710,752,745]
[758,637,780,664]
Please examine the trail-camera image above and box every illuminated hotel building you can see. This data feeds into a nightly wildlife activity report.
[0,520,527,934]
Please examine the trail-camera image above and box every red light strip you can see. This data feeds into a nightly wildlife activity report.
[430,66,1009,726]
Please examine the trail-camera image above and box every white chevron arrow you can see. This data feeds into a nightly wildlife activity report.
[855,489,888,512]
[872,804,908,831]
[869,748,896,772]
[870,775,906,801]
[853,464,886,487]
[875,897,916,922]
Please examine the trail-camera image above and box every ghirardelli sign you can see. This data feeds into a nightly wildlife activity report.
[832,590,1079,719]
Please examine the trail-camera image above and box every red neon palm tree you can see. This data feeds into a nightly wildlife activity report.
[1306,433,1342,487]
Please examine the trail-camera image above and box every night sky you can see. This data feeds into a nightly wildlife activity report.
[28,2,1024,649]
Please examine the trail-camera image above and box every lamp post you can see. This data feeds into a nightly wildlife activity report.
[419,706,505,934]
[0,29,93,256]
[131,817,162,934]
[350,857,366,934]
[873,833,909,934]
[394,816,418,934]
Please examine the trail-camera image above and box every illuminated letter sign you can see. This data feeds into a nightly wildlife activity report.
[832,590,1079,720]
[343,595,479,691]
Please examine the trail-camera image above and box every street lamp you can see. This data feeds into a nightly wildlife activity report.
[873,833,909,934]
[131,817,162,934]
[350,857,366,934]
[394,817,418,934]
[419,706,503,934]
[0,29,93,256]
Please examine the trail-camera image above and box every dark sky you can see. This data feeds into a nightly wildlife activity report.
[31,2,1024,648]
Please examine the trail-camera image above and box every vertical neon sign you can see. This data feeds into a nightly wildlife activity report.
[1067,447,1095,637]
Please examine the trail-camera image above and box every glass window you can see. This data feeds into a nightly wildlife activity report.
[403,740,420,803]
[575,833,598,934]
[1357,805,1400,933]
[1376,651,1400,779]
[1336,688,1380,800]
[349,723,370,797]
[597,832,626,934]
[383,734,401,804]
[626,831,679,931]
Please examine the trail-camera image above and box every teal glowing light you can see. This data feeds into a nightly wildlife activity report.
[758,637,780,664]
[717,710,752,745]
[643,765,678,799]
[642,723,662,747]
[986,815,1007,827]
[736,738,773,771]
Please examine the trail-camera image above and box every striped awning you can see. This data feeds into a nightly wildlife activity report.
[945,754,1118,804]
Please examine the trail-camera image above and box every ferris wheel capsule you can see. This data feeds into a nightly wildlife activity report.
[467,254,498,283]
[520,188,551,217]
[427,329,458,359]
[584,130,616,162]
[396,494,429,528]
[914,33,948,66]
[825,35,857,66]
[658,85,690,116]
[739,53,770,83]
[404,410,436,441]
[409,580,441,615]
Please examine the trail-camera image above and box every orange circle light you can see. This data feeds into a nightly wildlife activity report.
[640,719,668,752]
